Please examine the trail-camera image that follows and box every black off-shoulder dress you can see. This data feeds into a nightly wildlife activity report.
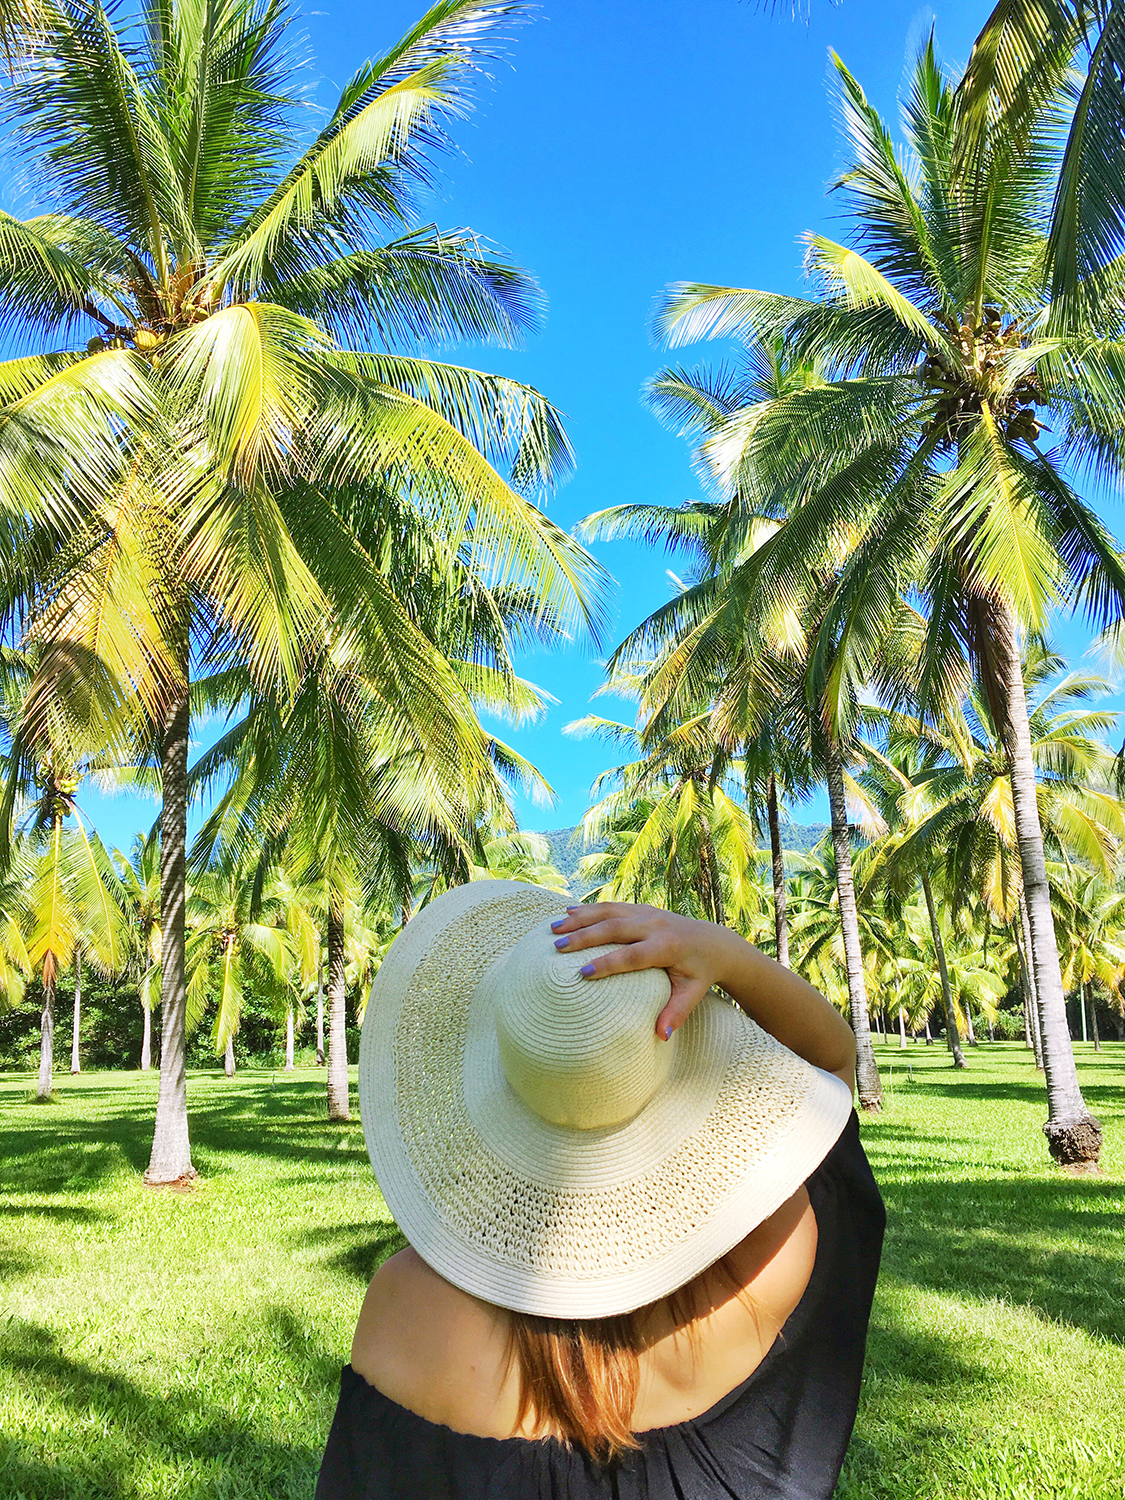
[317,1111,885,1500]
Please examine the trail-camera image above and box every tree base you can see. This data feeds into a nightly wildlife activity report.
[142,1169,199,1191]
[858,1094,883,1113]
[1043,1113,1102,1169]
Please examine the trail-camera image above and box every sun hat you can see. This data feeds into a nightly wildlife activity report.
[358,879,853,1319]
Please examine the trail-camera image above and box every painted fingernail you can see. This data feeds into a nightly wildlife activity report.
[567,905,581,912]
[554,936,570,949]
[662,1025,673,1041]
[579,963,596,977]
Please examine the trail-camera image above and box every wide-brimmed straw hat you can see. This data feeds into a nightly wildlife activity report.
[358,879,852,1319]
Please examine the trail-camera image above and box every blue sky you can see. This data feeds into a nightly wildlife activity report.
[78,0,1123,851]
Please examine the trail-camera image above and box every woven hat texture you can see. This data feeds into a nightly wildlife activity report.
[358,879,852,1318]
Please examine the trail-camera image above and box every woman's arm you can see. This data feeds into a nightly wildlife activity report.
[549,902,856,1090]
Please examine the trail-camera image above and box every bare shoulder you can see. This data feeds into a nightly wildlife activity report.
[633,1183,819,1429]
[350,1246,516,1434]
[351,1247,460,1371]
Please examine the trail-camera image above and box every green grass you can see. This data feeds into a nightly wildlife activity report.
[0,1043,1122,1499]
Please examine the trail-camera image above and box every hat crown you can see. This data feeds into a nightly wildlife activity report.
[488,919,674,1130]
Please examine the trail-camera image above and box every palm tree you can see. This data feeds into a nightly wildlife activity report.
[468,829,569,892]
[581,343,894,1109]
[862,654,1125,1066]
[787,842,897,1031]
[0,658,128,1098]
[0,859,30,1022]
[190,534,571,1118]
[1052,869,1125,1053]
[882,897,1006,1047]
[569,706,765,935]
[186,857,299,1076]
[652,39,1125,1165]
[866,657,1125,908]
[115,832,162,1070]
[585,351,822,968]
[0,0,603,1178]
[267,865,320,1071]
[957,3,1125,317]
[11,763,126,1100]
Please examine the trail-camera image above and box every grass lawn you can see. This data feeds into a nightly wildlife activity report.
[0,1042,1122,1499]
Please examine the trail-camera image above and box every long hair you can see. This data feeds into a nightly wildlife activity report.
[506,1252,754,1461]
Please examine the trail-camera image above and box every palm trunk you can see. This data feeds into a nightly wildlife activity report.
[965,1009,977,1045]
[140,995,152,1070]
[825,739,882,1110]
[1078,979,1087,1044]
[1090,991,1101,1052]
[316,952,325,1067]
[992,600,1099,1167]
[1030,980,1044,1067]
[37,967,55,1101]
[1015,914,1034,1051]
[899,1007,907,1049]
[1019,893,1044,1069]
[224,1035,235,1078]
[921,873,966,1068]
[924,1016,932,1043]
[69,950,82,1074]
[285,1005,295,1071]
[767,774,790,967]
[326,902,349,1121]
[145,681,196,1184]
[698,801,726,928]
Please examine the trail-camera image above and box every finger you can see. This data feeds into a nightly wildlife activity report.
[573,938,665,981]
[549,902,636,935]
[655,976,710,1040]
[551,914,656,954]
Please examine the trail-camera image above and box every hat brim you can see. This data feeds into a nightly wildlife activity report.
[358,880,853,1318]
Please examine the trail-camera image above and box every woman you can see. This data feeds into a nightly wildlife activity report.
[318,882,885,1498]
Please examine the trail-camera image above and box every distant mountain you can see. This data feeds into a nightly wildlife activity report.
[533,822,831,895]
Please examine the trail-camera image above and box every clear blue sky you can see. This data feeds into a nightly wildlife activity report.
[78,0,1122,851]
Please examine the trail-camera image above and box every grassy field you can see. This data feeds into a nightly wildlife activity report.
[0,1042,1122,1499]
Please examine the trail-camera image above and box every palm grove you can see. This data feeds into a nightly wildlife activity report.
[0,0,1122,1177]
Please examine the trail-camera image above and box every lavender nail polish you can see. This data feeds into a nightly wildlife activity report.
[579,963,596,977]
[663,1025,673,1041]
[554,936,569,949]
[550,918,565,930]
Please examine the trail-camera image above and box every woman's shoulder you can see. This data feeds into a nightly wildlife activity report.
[350,1247,521,1438]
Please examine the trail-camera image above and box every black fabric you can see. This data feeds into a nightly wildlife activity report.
[316,1111,885,1500]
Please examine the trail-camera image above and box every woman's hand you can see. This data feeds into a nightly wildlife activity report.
[549,902,741,1040]
[549,900,857,1089]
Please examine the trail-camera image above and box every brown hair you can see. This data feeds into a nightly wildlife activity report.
[506,1253,754,1462]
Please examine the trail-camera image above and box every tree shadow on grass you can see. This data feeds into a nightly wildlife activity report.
[0,1135,144,1192]
[838,1306,995,1500]
[866,1151,1125,1346]
[0,1244,40,1282]
[0,1077,368,1196]
[301,1219,407,1282]
[0,1201,106,1222]
[909,1077,1124,1113]
[0,1316,326,1500]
